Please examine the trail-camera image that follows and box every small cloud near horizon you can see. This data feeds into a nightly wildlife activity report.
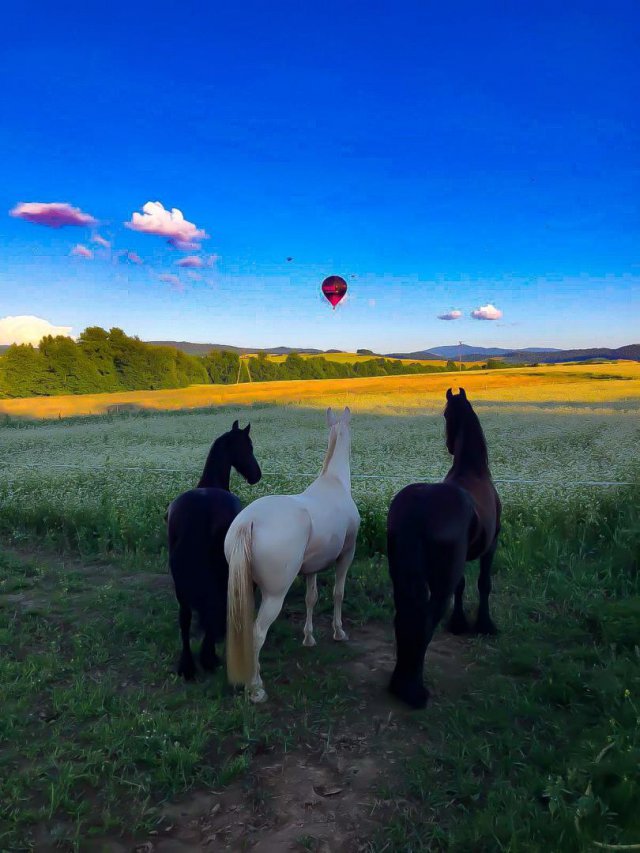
[471,303,503,321]
[125,251,143,264]
[70,244,93,259]
[10,202,97,228]
[126,201,207,249]
[368,298,376,308]
[0,315,74,345]
[437,309,462,320]
[92,234,111,248]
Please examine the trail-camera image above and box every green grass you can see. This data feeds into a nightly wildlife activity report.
[0,405,639,849]
[378,488,640,852]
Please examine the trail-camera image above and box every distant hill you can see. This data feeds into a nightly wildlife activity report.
[4,338,638,365]
[389,344,562,360]
[146,341,326,356]
[502,344,640,364]
[386,344,640,363]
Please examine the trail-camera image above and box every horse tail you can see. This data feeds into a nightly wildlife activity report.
[226,522,255,686]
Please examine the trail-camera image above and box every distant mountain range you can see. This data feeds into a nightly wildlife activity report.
[418,345,562,359]
[385,344,640,363]
[146,341,329,356]
[148,340,639,364]
[2,339,638,364]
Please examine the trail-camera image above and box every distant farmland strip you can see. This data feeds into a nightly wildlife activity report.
[0,362,639,419]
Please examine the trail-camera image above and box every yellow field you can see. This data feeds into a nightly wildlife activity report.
[0,361,638,420]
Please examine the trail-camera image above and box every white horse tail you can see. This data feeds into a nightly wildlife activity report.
[226,522,255,686]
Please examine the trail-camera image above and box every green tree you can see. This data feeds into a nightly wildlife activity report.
[0,344,50,397]
[78,327,120,391]
[39,335,104,395]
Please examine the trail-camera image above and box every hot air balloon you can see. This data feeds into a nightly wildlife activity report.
[321,275,348,309]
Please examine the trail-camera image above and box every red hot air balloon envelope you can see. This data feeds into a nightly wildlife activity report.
[321,275,348,309]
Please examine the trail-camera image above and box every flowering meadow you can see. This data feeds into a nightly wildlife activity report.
[0,391,637,559]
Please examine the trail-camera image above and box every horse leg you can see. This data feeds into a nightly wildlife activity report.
[475,537,499,635]
[447,575,471,634]
[199,626,220,671]
[388,532,430,709]
[249,592,286,703]
[303,573,318,647]
[389,535,464,709]
[332,541,355,641]
[177,599,197,681]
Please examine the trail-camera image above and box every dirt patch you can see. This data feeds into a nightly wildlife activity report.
[114,623,473,853]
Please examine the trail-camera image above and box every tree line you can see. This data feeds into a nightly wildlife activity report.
[0,326,505,399]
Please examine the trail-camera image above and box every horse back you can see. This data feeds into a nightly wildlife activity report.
[387,482,475,542]
[168,488,242,579]
[444,473,500,559]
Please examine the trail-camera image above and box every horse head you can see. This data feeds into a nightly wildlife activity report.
[229,420,262,485]
[444,388,470,455]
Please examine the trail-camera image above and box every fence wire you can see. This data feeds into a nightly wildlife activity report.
[0,460,635,487]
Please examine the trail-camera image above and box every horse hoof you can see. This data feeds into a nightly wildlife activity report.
[333,629,349,642]
[249,686,268,703]
[177,650,197,680]
[200,652,220,672]
[388,674,429,710]
[447,611,471,635]
[303,635,317,647]
[474,617,498,636]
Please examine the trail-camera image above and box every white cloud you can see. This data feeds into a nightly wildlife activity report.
[0,315,74,345]
[437,310,462,321]
[471,303,503,321]
[125,201,208,248]
[158,272,185,292]
[92,234,111,248]
[176,255,203,268]
[10,201,97,228]
[70,244,93,259]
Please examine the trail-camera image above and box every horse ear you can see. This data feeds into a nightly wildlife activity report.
[232,420,239,430]
[326,407,337,427]
[342,406,351,423]
[459,387,467,399]
[243,423,251,434]
[446,388,453,401]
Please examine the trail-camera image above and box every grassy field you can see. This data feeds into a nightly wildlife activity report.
[1,370,639,850]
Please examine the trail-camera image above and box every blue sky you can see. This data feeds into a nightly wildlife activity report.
[1,0,638,352]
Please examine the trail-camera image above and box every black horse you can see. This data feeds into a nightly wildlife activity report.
[387,388,501,709]
[167,420,262,680]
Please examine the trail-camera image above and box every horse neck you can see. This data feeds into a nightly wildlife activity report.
[322,428,351,490]
[449,416,489,479]
[197,438,231,490]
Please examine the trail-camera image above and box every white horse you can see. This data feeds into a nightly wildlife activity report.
[224,406,360,703]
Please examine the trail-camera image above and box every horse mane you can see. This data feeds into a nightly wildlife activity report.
[197,433,229,488]
[448,399,489,472]
[321,426,338,475]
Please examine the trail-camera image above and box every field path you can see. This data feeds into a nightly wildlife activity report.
[113,620,472,853]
